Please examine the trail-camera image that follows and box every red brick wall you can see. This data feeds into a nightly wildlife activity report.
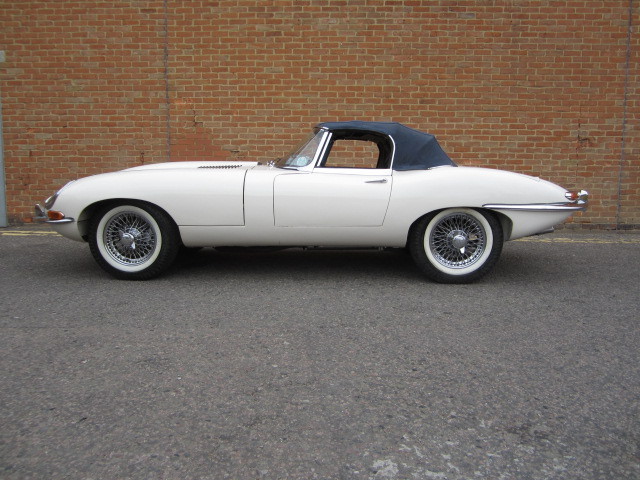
[1,1,638,227]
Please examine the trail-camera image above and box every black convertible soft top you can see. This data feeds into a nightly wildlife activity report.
[317,121,456,171]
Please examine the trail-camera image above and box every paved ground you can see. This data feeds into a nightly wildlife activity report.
[1,227,639,479]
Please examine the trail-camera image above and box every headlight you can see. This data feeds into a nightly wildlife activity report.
[44,194,57,209]
[44,180,76,209]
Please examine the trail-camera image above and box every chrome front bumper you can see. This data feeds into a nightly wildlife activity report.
[34,204,47,221]
[34,203,74,224]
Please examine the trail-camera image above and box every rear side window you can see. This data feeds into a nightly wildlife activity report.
[323,139,381,168]
[320,131,393,169]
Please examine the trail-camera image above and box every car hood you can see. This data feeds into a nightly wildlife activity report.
[124,161,259,172]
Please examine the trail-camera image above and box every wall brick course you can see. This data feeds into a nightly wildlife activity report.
[0,0,637,227]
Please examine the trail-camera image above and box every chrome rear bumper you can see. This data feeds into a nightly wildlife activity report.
[484,190,589,212]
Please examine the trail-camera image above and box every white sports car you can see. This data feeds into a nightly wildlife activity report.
[36,121,588,283]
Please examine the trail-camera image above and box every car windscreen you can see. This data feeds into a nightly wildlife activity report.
[275,130,324,169]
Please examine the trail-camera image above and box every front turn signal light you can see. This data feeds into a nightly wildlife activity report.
[47,210,66,221]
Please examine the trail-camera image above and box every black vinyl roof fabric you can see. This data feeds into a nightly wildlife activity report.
[317,121,456,171]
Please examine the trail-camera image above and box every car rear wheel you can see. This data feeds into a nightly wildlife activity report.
[89,203,180,280]
[409,208,503,284]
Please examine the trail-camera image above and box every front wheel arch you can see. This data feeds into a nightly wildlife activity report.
[79,199,181,242]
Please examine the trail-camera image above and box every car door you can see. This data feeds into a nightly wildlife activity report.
[273,137,393,227]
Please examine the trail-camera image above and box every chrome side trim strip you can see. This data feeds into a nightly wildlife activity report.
[483,203,586,212]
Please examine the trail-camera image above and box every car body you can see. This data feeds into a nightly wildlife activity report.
[36,121,588,282]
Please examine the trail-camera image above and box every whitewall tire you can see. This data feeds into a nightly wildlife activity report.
[88,203,180,280]
[409,208,503,284]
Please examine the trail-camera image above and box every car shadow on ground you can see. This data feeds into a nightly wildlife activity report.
[172,247,421,281]
[27,237,583,285]
[169,245,573,285]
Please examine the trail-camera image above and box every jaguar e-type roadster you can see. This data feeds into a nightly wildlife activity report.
[36,121,588,283]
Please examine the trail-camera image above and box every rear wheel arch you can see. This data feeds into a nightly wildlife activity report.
[491,210,513,241]
[407,207,512,246]
[407,207,505,283]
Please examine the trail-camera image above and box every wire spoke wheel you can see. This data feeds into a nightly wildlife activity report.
[103,211,158,266]
[429,212,486,269]
[89,203,179,280]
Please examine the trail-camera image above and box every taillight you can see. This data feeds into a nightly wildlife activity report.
[565,190,588,204]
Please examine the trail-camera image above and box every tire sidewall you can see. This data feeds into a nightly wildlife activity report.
[424,208,494,277]
[94,205,163,273]
[89,203,178,279]
[410,208,503,283]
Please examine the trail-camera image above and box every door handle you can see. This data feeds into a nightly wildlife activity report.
[365,178,388,184]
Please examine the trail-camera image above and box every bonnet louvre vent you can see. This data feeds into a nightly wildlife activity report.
[198,165,242,169]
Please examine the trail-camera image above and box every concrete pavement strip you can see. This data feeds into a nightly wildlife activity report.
[2,226,639,243]
[1,229,61,236]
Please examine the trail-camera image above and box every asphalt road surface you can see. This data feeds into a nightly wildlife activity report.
[1,227,639,480]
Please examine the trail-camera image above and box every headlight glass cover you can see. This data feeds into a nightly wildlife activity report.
[44,180,75,209]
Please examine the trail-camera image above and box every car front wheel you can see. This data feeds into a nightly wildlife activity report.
[89,203,180,280]
[409,208,503,284]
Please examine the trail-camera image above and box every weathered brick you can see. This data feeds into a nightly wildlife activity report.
[0,0,637,226]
